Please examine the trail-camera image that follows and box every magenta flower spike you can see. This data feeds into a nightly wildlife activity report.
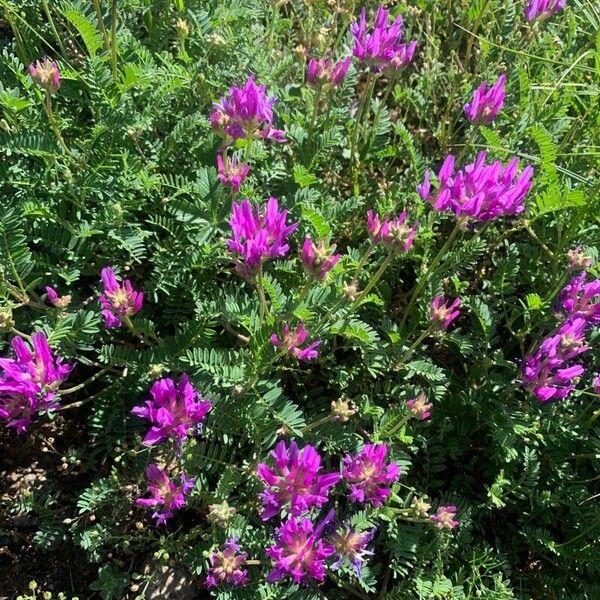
[525,0,566,23]
[406,392,433,420]
[417,152,534,221]
[210,76,286,143]
[523,317,589,402]
[217,153,250,193]
[227,197,298,279]
[593,376,600,395]
[257,440,340,520]
[557,273,600,325]
[306,56,351,88]
[431,505,459,530]
[342,443,400,507]
[205,538,249,588]
[98,267,143,329]
[330,526,375,577]
[28,57,60,94]
[366,210,418,252]
[45,286,72,309]
[266,509,336,585]
[131,375,212,446]
[300,238,341,281]
[463,73,507,124]
[430,296,461,330]
[270,322,321,361]
[0,332,73,433]
[136,464,195,526]
[351,5,417,72]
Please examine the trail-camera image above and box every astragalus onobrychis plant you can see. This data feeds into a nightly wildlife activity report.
[0,0,599,598]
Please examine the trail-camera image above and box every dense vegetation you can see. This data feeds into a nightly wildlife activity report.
[0,0,599,598]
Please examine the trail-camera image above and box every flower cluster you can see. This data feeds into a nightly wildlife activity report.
[342,443,400,507]
[0,335,68,429]
[525,0,566,23]
[266,510,335,585]
[300,238,341,281]
[211,76,285,143]
[270,322,321,361]
[217,153,250,193]
[29,57,60,94]
[417,152,534,221]
[406,392,433,420]
[367,210,418,252]
[45,286,72,309]
[227,197,298,278]
[205,539,249,588]
[431,505,459,530]
[523,271,600,402]
[330,525,375,576]
[136,464,195,526]
[463,73,506,124]
[131,375,212,446]
[0,332,73,433]
[257,440,340,520]
[351,5,417,72]
[98,267,144,329]
[307,55,351,88]
[430,296,461,330]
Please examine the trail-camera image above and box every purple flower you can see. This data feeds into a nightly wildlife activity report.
[98,267,143,329]
[593,376,600,395]
[266,509,336,585]
[0,332,73,433]
[307,55,351,87]
[557,273,600,325]
[217,153,250,193]
[45,286,72,309]
[270,322,321,361]
[29,57,60,94]
[210,76,285,143]
[525,0,566,22]
[136,464,195,526]
[205,538,249,588]
[342,443,400,507]
[257,440,340,520]
[431,505,459,530]
[330,526,375,577]
[417,152,534,221]
[430,296,461,330]
[406,392,432,420]
[351,5,417,72]
[227,197,298,279]
[300,238,341,281]
[463,73,506,124]
[131,375,212,446]
[522,317,589,402]
[366,210,417,252]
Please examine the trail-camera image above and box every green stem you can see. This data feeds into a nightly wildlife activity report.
[399,223,461,331]
[256,265,267,324]
[123,316,154,345]
[464,0,491,69]
[41,0,68,55]
[351,72,377,196]
[307,84,324,144]
[110,0,118,80]
[352,253,393,308]
[365,73,397,152]
[91,0,111,54]
[59,368,110,396]
[59,383,116,411]
[396,326,434,368]
[455,126,479,163]
[302,414,333,433]
[44,92,72,156]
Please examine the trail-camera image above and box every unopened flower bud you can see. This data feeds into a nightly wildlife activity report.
[567,246,593,270]
[148,363,165,378]
[331,396,357,422]
[207,500,237,528]
[0,308,15,332]
[411,496,431,517]
[29,57,61,94]
[342,281,359,300]
[175,18,190,37]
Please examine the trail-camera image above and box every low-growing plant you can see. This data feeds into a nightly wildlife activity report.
[1,0,599,598]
